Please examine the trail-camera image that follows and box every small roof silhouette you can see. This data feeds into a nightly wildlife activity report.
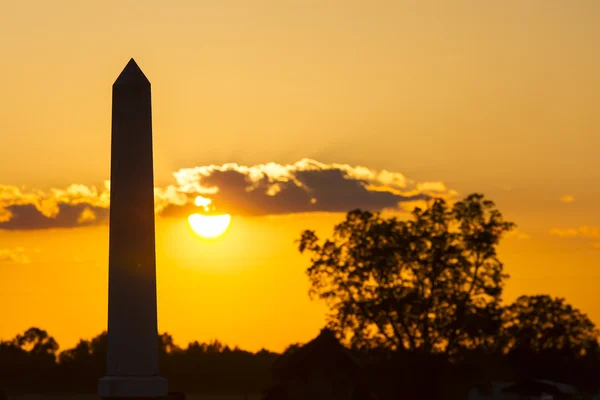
[114,58,150,86]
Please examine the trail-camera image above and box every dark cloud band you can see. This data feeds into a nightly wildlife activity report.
[0,159,455,230]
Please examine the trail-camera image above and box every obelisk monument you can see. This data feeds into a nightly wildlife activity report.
[98,59,168,399]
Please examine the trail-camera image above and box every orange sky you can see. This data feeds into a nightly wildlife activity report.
[1,0,600,353]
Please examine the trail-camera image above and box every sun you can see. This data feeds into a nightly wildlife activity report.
[188,196,231,239]
[188,213,231,239]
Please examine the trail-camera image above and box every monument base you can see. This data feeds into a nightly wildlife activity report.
[98,375,168,398]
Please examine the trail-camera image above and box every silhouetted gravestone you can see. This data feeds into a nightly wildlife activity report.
[97,59,169,399]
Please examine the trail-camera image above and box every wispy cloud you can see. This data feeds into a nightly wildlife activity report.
[0,247,31,264]
[506,228,530,240]
[549,226,600,239]
[550,226,600,249]
[0,159,457,230]
[559,195,575,204]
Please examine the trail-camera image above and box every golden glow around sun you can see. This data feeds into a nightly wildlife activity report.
[188,196,231,239]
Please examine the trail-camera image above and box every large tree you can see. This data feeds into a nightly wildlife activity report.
[297,193,515,355]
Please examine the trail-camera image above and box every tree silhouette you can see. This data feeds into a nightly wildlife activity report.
[0,328,277,395]
[1,319,599,397]
[501,295,599,355]
[297,193,515,355]
[0,328,60,392]
[13,327,59,356]
[497,295,600,389]
[158,332,181,354]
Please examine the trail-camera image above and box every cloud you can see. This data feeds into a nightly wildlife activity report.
[506,229,530,240]
[0,183,110,231]
[161,159,456,218]
[550,226,600,249]
[0,159,457,230]
[549,228,579,238]
[549,226,600,239]
[0,247,31,264]
[559,195,575,204]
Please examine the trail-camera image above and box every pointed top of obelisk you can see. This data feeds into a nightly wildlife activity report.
[114,58,150,86]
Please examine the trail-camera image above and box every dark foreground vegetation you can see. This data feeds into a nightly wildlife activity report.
[0,329,276,395]
[2,194,599,399]
[1,325,599,398]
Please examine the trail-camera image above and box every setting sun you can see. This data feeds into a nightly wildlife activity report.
[188,213,232,239]
[187,196,232,239]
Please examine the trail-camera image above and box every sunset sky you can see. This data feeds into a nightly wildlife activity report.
[1,0,599,353]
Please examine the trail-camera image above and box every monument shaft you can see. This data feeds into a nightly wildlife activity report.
[99,59,167,398]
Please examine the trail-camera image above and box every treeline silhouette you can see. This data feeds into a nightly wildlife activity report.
[0,329,278,395]
[2,193,600,398]
[1,324,600,398]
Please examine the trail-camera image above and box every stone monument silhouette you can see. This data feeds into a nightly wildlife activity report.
[98,59,169,399]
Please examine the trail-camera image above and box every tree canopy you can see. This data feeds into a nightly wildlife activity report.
[501,294,599,356]
[298,193,515,354]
